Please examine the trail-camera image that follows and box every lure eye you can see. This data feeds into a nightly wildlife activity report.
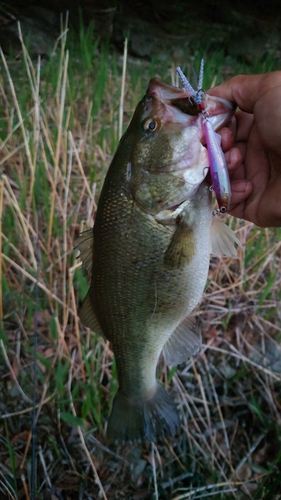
[220,206,227,213]
[143,118,158,132]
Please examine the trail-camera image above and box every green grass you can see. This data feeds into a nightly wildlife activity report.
[0,18,281,500]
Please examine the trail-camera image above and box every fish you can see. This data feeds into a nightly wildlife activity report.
[75,76,240,442]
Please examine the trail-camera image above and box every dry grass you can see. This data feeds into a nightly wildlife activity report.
[0,20,281,500]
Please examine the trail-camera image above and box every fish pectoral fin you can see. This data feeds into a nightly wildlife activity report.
[211,217,241,257]
[79,290,104,336]
[164,223,195,269]
[74,228,94,276]
[162,315,201,366]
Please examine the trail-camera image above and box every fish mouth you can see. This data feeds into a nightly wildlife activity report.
[147,77,236,133]
[148,78,202,117]
[170,96,201,116]
[170,94,236,132]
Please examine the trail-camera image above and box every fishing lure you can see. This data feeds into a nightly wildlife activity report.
[176,60,231,214]
[202,117,231,213]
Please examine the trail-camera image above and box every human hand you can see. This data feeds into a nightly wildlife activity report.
[208,71,281,227]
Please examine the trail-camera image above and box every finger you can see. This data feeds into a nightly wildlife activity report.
[207,71,281,113]
[235,111,254,142]
[230,179,253,206]
[220,126,235,150]
[227,180,253,220]
[225,145,244,172]
[219,113,253,150]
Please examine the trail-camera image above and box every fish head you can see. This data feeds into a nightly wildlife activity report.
[125,77,234,171]
[121,78,235,214]
[124,78,204,175]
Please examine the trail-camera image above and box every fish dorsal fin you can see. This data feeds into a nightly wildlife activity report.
[211,217,241,257]
[162,315,201,366]
[74,228,94,276]
[79,290,104,337]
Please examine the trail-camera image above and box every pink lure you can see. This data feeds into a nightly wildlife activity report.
[203,118,231,213]
[177,60,231,213]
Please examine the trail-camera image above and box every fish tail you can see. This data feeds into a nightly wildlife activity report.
[106,383,179,442]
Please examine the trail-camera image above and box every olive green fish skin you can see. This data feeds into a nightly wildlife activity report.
[78,78,235,441]
[92,95,209,394]
[93,174,212,397]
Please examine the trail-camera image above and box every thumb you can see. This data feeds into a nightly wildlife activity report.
[207,72,281,114]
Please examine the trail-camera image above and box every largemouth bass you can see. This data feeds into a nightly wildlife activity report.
[75,77,239,442]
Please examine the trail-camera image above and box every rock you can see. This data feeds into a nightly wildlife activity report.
[0,6,59,56]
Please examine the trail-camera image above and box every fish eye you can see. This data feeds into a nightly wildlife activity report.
[143,118,158,132]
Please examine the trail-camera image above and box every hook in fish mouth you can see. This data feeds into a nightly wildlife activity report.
[174,62,236,125]
[169,92,236,132]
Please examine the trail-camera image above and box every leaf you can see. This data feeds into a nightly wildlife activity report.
[60,412,85,427]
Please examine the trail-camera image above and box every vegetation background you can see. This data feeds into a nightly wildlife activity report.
[0,2,281,499]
